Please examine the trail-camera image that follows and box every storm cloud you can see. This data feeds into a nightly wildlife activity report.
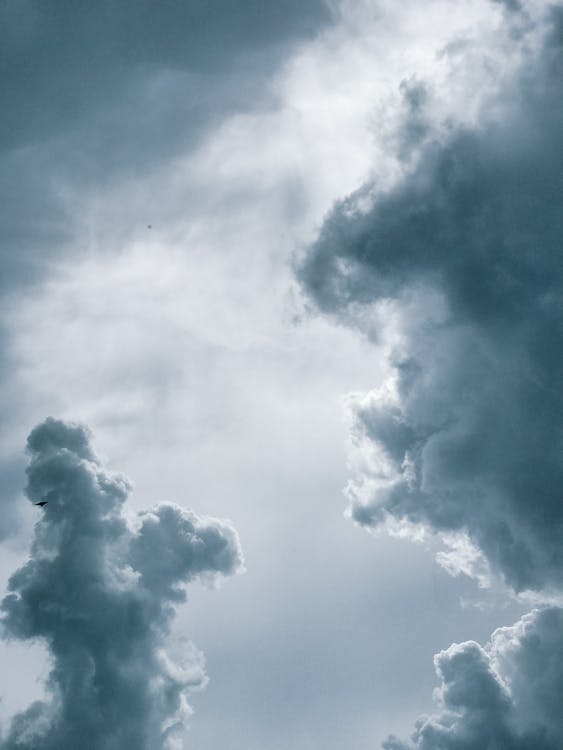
[298,4,563,749]
[0,418,243,750]
[299,5,563,594]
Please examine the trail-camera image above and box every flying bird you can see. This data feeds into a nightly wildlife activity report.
[34,501,48,507]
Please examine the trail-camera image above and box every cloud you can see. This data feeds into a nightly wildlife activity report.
[1,0,332,154]
[383,606,563,750]
[492,0,523,13]
[298,4,563,594]
[297,5,563,747]
[0,417,243,750]
[0,1,335,534]
[0,0,335,342]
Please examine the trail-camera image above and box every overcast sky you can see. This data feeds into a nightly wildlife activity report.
[1,2,562,749]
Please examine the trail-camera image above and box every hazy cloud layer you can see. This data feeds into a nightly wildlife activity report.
[0,418,243,750]
[299,5,563,594]
[0,0,333,542]
[384,606,563,750]
[0,0,332,294]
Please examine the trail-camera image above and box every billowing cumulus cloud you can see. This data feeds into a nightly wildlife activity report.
[0,418,243,750]
[383,606,563,750]
[298,4,563,748]
[299,5,563,594]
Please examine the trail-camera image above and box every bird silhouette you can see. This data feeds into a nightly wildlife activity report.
[34,501,48,507]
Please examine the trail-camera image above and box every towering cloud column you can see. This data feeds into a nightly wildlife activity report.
[0,418,243,750]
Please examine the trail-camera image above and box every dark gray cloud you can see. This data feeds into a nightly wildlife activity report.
[0,456,26,542]
[298,6,563,594]
[298,6,563,749]
[0,0,332,292]
[1,0,331,163]
[492,0,523,13]
[383,606,563,750]
[1,0,330,147]
[0,417,243,749]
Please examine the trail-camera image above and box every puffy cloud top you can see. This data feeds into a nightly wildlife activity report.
[383,607,563,750]
[0,418,243,750]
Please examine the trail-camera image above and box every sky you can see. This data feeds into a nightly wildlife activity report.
[1,1,562,749]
